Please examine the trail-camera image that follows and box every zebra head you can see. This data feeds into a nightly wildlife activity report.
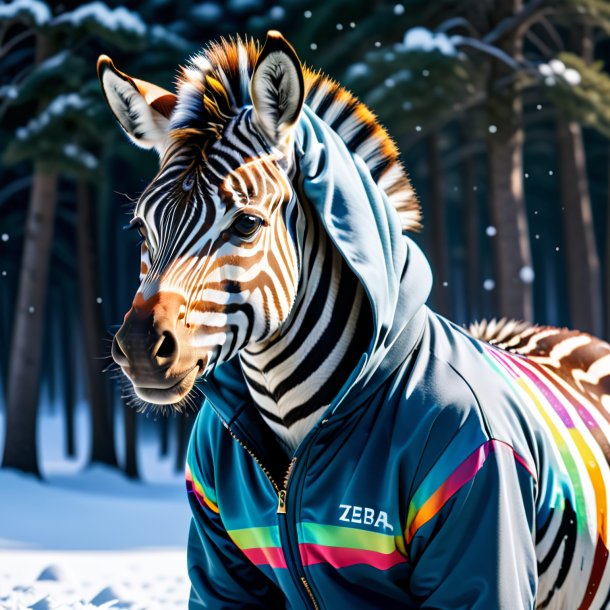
[98,32,307,408]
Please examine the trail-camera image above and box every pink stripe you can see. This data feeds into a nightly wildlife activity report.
[487,347,520,378]
[494,439,537,480]
[242,546,287,569]
[440,440,491,495]
[509,355,576,429]
[442,440,535,494]
[408,439,535,541]
[299,543,408,570]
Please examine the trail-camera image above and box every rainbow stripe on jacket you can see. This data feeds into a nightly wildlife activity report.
[185,313,610,609]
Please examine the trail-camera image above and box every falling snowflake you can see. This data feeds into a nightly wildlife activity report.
[483,279,495,291]
[519,266,535,283]
[486,226,497,237]
[1,233,8,242]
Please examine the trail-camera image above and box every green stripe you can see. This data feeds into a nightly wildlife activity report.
[484,350,588,534]
[299,523,396,554]
[228,526,281,549]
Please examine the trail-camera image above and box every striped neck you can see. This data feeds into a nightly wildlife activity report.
[240,196,371,453]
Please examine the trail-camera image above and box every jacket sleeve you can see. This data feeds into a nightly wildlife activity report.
[186,416,285,609]
[406,438,538,609]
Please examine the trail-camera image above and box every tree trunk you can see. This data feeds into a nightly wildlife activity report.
[486,0,533,322]
[2,32,60,476]
[76,180,117,468]
[60,294,76,458]
[556,121,602,335]
[175,413,193,473]
[2,169,58,476]
[160,416,170,457]
[123,403,139,479]
[461,123,480,323]
[605,149,610,340]
[427,131,451,318]
[556,25,602,335]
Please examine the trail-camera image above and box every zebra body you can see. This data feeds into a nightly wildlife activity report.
[98,31,610,609]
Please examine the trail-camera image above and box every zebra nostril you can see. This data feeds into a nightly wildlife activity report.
[154,331,178,362]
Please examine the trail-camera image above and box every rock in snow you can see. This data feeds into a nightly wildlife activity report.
[36,565,69,582]
[28,596,52,609]
[89,586,121,606]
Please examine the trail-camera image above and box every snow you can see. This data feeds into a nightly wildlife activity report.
[228,0,262,13]
[403,27,458,56]
[519,266,535,283]
[486,226,497,237]
[190,2,222,22]
[563,68,581,85]
[269,6,285,20]
[549,59,565,75]
[38,51,72,73]
[0,85,18,100]
[483,279,495,291]
[17,94,86,140]
[1,550,187,609]
[0,0,51,26]
[0,466,189,550]
[1,234,8,242]
[538,60,582,86]
[52,2,146,36]
[63,144,98,170]
[347,63,369,79]
[0,407,192,609]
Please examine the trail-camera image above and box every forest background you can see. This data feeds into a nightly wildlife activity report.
[1,0,609,481]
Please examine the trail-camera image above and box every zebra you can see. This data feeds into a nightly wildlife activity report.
[98,31,610,609]
[98,32,417,452]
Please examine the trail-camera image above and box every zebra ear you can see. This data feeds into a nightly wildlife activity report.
[250,31,304,150]
[97,55,177,157]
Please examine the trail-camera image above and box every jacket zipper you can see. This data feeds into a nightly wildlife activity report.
[202,382,320,609]
[225,431,319,608]
[301,576,320,610]
[276,452,320,610]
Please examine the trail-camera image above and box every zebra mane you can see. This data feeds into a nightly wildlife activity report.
[170,36,421,233]
[468,318,538,350]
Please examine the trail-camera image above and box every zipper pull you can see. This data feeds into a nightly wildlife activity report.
[277,490,287,514]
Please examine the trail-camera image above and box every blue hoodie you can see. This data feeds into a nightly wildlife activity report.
[185,107,608,609]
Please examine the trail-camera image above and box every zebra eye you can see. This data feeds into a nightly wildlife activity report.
[128,218,153,254]
[230,214,264,238]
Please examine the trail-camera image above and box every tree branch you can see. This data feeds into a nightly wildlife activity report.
[483,0,559,45]
[436,16,481,38]
[0,28,35,60]
[452,35,524,71]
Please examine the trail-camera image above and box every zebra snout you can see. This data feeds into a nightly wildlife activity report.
[112,309,181,383]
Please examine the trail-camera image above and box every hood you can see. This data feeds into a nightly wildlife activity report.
[201,105,432,421]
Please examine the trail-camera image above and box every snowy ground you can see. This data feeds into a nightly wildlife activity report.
[0,405,192,609]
